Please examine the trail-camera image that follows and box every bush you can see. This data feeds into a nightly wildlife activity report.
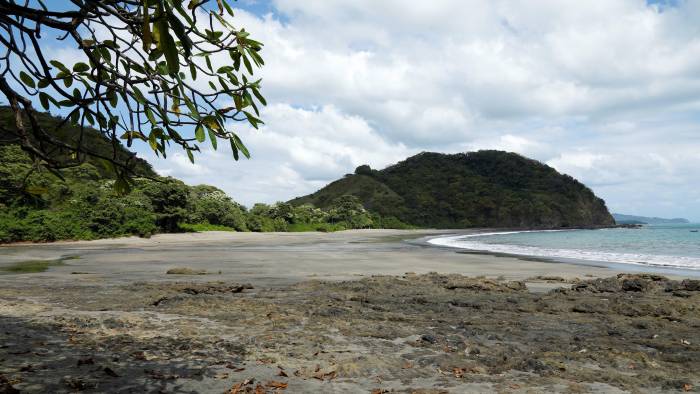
[246,215,288,232]
[187,185,248,231]
[327,195,373,229]
[179,223,236,232]
[138,178,190,232]
[1,140,420,244]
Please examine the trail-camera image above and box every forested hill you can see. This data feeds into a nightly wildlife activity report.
[0,109,403,243]
[290,151,615,229]
[0,107,156,179]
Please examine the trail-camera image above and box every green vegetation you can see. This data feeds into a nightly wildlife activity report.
[0,145,388,242]
[1,258,68,274]
[0,109,402,243]
[291,151,615,229]
[166,268,207,275]
[1,1,265,190]
[179,223,237,232]
[1,110,611,243]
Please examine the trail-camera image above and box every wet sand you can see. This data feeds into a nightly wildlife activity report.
[1,230,699,393]
[0,230,641,288]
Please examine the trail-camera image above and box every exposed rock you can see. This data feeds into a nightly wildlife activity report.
[621,278,648,292]
[166,267,207,275]
[682,279,700,292]
[0,375,19,394]
[2,273,699,393]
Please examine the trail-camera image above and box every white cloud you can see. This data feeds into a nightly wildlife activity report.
[132,1,700,219]
[149,104,412,206]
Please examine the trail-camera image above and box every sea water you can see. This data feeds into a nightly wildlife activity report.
[428,224,700,270]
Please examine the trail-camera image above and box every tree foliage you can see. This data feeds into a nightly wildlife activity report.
[0,116,400,243]
[291,151,616,229]
[0,0,265,192]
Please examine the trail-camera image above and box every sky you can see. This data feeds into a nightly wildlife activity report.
[36,1,700,220]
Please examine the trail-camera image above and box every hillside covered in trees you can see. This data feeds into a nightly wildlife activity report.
[291,151,615,229]
[1,109,614,243]
[0,109,393,243]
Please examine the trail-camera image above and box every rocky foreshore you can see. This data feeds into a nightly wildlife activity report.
[1,273,698,393]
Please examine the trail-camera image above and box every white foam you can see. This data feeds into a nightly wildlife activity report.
[428,231,700,270]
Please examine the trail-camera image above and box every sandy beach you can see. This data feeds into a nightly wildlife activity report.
[0,229,651,288]
[1,230,699,393]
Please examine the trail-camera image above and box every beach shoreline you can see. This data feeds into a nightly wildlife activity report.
[0,229,674,287]
[421,230,700,279]
[1,230,699,393]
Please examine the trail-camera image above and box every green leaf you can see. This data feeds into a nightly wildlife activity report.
[218,76,229,91]
[166,126,182,140]
[154,19,180,74]
[171,96,181,115]
[252,87,267,106]
[243,91,258,115]
[108,91,118,108]
[39,92,50,110]
[189,62,197,80]
[120,130,146,140]
[248,48,265,66]
[25,186,48,195]
[142,5,152,50]
[102,39,119,49]
[37,78,51,89]
[99,47,112,62]
[145,107,157,126]
[244,111,263,129]
[232,133,250,158]
[229,138,239,160]
[183,96,198,118]
[132,87,147,104]
[63,75,73,88]
[222,0,235,16]
[49,60,68,72]
[114,176,131,195]
[109,115,119,129]
[208,128,218,150]
[96,112,107,128]
[168,13,192,58]
[19,71,35,88]
[186,148,194,163]
[202,115,221,130]
[69,110,80,125]
[242,54,253,74]
[131,63,146,74]
[233,95,243,110]
[73,62,90,73]
[195,124,205,143]
[148,130,158,151]
[156,61,170,75]
[233,51,241,71]
[148,49,164,62]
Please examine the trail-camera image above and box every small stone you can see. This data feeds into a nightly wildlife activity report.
[420,334,437,344]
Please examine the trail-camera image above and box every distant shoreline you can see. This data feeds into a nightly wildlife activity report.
[0,223,638,247]
[1,228,694,283]
[422,226,700,278]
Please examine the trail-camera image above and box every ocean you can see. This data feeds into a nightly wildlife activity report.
[428,223,700,272]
